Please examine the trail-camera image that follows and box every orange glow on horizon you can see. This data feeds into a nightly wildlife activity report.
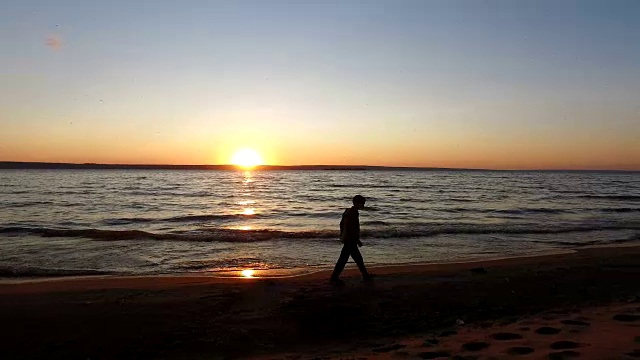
[1,132,638,171]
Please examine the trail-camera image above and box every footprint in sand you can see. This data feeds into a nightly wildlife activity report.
[535,326,561,335]
[549,341,580,350]
[489,332,523,340]
[547,350,581,359]
[461,341,491,351]
[613,314,640,322]
[507,346,535,355]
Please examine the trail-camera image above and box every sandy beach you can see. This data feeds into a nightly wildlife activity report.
[1,245,640,359]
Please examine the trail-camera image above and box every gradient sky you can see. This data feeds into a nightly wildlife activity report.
[1,0,639,170]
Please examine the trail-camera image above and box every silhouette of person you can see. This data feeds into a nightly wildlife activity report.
[330,195,372,284]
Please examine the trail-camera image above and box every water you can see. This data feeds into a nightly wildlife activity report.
[0,169,638,277]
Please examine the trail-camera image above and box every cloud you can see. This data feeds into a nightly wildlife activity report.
[45,35,62,50]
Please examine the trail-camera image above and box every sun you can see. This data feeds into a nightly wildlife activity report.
[241,269,255,278]
[231,149,264,168]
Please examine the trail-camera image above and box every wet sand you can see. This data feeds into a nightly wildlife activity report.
[1,245,640,359]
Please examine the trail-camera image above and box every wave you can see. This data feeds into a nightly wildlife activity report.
[281,210,341,218]
[1,200,56,208]
[44,229,175,240]
[0,266,115,278]
[536,233,640,247]
[2,223,639,243]
[579,195,640,201]
[103,211,346,225]
[431,207,638,215]
[103,213,263,225]
[0,226,334,242]
[114,207,583,222]
[600,208,640,213]
[489,208,565,215]
[329,183,433,190]
[435,208,566,215]
[362,220,390,225]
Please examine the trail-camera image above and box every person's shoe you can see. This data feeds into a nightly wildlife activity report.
[329,278,345,286]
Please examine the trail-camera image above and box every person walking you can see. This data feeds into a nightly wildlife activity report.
[330,195,373,284]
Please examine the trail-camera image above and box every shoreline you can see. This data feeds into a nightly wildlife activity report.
[0,247,584,291]
[4,243,640,291]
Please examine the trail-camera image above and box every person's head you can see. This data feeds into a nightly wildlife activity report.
[352,195,366,209]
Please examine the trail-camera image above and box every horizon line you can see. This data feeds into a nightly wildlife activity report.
[0,161,637,172]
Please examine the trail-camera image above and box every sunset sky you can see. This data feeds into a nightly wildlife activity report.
[1,0,639,170]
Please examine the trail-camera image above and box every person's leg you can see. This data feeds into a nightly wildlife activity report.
[330,243,351,281]
[350,245,371,279]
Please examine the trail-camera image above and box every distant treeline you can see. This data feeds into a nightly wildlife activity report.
[0,162,635,172]
[0,161,459,171]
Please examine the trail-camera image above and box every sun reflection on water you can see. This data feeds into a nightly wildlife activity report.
[241,208,255,215]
